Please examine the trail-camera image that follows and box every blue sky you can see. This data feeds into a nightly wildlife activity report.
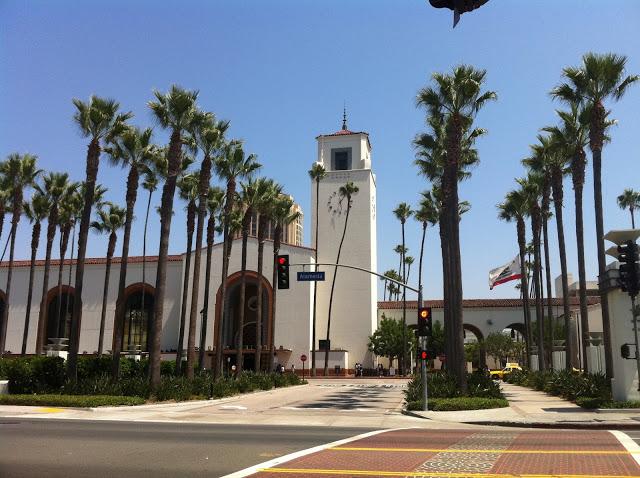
[1,0,639,300]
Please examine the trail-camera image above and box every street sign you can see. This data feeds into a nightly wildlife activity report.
[297,271,325,281]
[300,354,307,362]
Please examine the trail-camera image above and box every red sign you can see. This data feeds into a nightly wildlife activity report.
[300,354,307,362]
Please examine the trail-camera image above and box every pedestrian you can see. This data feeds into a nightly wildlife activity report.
[291,364,296,375]
[377,363,384,377]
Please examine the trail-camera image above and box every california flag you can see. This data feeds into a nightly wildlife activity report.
[489,256,522,290]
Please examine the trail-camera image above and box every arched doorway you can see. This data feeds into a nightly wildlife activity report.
[503,323,527,367]
[214,271,273,371]
[122,283,154,352]
[463,324,486,370]
[45,286,74,341]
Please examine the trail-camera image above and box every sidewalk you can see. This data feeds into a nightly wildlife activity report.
[407,382,640,429]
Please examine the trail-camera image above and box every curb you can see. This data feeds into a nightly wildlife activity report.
[90,383,310,412]
[402,409,640,430]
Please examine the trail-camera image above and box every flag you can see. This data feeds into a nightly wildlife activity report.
[489,256,522,290]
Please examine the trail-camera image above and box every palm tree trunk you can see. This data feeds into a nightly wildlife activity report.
[631,208,636,229]
[186,155,212,379]
[572,151,589,372]
[150,130,182,389]
[0,198,22,355]
[64,225,76,341]
[176,202,195,373]
[0,226,16,355]
[112,167,138,378]
[551,170,574,370]
[21,221,41,356]
[401,221,407,375]
[270,223,282,372]
[324,202,351,376]
[36,211,57,354]
[55,225,70,338]
[215,181,236,379]
[311,179,320,376]
[591,102,613,380]
[418,223,426,304]
[516,219,532,368]
[98,232,117,356]
[141,189,153,353]
[236,216,250,373]
[68,138,101,382]
[198,213,216,369]
[542,217,554,368]
[255,215,268,373]
[531,211,546,371]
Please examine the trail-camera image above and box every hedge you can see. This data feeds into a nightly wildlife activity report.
[504,369,611,408]
[404,370,503,404]
[407,397,509,411]
[0,356,305,402]
[0,394,145,407]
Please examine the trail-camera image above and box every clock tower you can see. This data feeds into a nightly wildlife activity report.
[310,114,378,368]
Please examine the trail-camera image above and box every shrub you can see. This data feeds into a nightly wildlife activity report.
[7,356,66,394]
[0,394,145,407]
[575,396,606,409]
[405,371,502,404]
[406,397,508,411]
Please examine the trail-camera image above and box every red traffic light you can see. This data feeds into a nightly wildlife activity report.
[420,350,428,360]
[278,257,287,265]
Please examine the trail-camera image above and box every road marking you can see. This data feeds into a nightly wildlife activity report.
[258,469,640,478]
[612,430,640,466]
[37,408,65,413]
[332,446,639,455]
[220,405,248,410]
[219,428,404,478]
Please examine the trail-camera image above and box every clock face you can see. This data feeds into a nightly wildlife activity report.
[327,190,344,218]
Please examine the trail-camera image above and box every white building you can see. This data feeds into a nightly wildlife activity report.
[0,120,378,374]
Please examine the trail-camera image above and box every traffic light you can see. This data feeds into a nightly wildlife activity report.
[417,307,432,337]
[618,240,640,296]
[277,254,290,289]
[428,0,489,13]
[418,349,429,361]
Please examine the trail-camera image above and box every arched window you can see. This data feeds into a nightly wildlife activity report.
[123,287,154,352]
[46,288,74,341]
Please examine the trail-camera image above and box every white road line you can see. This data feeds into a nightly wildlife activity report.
[220,428,406,478]
[220,406,248,410]
[611,430,640,466]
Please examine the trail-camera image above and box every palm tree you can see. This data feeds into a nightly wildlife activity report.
[617,189,640,229]
[52,182,80,343]
[393,202,412,374]
[324,182,359,376]
[0,188,8,247]
[393,244,407,281]
[35,172,70,354]
[416,65,496,390]
[520,173,546,370]
[254,179,282,372]
[21,191,49,355]
[198,187,225,369]
[543,103,594,372]
[91,203,126,356]
[147,85,203,388]
[0,153,41,356]
[235,178,261,372]
[414,191,438,308]
[186,119,229,378]
[104,126,159,377]
[214,143,260,378]
[552,52,638,380]
[270,194,301,370]
[175,172,199,373]
[68,96,131,381]
[308,162,326,376]
[404,256,415,284]
[497,187,533,368]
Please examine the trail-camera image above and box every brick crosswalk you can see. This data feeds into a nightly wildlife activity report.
[243,428,640,478]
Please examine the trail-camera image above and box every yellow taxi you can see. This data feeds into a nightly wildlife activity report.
[489,363,522,380]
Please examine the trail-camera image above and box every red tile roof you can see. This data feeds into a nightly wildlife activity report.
[0,254,183,268]
[316,129,369,139]
[378,297,601,310]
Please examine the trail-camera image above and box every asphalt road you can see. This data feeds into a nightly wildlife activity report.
[0,418,373,478]
[626,429,640,446]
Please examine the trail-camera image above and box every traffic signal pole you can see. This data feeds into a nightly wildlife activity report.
[419,285,428,412]
[632,295,640,391]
